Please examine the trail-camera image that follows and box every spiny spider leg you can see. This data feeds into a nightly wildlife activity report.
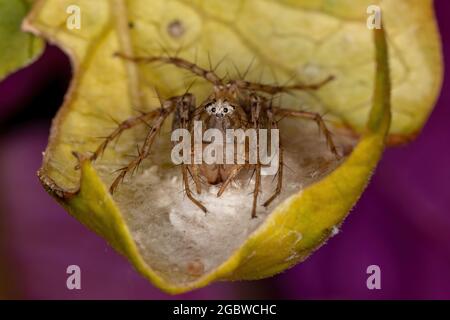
[182,165,207,213]
[263,107,284,208]
[231,75,334,95]
[90,109,165,162]
[275,108,340,159]
[109,99,178,194]
[250,94,263,218]
[187,162,202,194]
[217,165,243,197]
[216,145,250,198]
[115,53,223,85]
[172,93,207,213]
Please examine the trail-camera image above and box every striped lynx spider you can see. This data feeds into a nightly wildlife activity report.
[90,53,339,218]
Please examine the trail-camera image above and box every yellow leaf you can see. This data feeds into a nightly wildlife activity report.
[24,0,439,293]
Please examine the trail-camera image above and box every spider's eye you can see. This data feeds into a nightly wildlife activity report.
[205,102,217,114]
[223,108,228,113]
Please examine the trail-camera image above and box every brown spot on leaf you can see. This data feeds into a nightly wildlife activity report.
[186,259,204,276]
[167,19,185,38]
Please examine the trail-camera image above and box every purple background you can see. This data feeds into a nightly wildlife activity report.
[0,1,448,299]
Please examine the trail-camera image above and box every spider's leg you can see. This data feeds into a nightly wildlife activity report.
[115,53,222,85]
[216,133,249,198]
[275,108,340,159]
[251,163,262,219]
[91,109,165,162]
[172,93,206,211]
[217,165,244,197]
[189,163,202,194]
[231,75,334,95]
[186,135,202,194]
[263,108,283,208]
[182,165,207,213]
[249,94,265,218]
[109,98,178,194]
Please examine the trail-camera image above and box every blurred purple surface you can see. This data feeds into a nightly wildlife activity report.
[0,1,449,299]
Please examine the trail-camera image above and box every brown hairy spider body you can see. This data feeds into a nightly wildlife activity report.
[90,53,339,218]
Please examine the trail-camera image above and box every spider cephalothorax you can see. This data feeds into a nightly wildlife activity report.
[90,53,339,217]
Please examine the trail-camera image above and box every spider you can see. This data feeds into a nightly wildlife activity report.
[89,53,340,218]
